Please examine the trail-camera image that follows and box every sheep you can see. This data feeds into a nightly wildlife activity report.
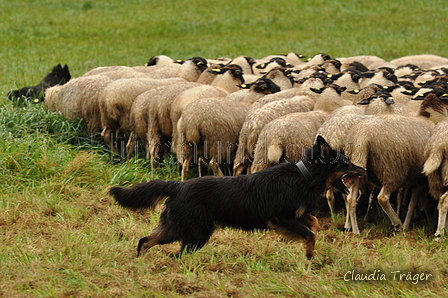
[99,77,185,154]
[261,67,295,90]
[233,96,315,176]
[250,111,328,173]
[209,64,246,93]
[144,55,175,66]
[390,54,448,69]
[226,55,256,75]
[358,69,398,88]
[295,53,333,70]
[170,85,229,155]
[253,57,293,76]
[422,115,448,237]
[310,84,350,113]
[247,88,302,113]
[125,81,202,165]
[316,106,368,216]
[8,64,71,102]
[295,75,326,99]
[45,74,113,135]
[177,97,250,180]
[174,57,209,82]
[170,65,245,155]
[337,55,387,71]
[227,77,282,106]
[358,91,407,115]
[343,93,448,234]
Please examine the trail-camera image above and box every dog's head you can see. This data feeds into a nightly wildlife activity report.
[304,136,366,194]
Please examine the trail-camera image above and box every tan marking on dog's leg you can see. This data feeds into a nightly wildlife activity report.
[435,191,448,237]
[301,215,319,259]
[377,187,403,232]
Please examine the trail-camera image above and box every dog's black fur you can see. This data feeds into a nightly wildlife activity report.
[110,136,365,259]
[8,64,71,102]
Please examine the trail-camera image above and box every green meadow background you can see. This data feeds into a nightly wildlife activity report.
[0,0,447,297]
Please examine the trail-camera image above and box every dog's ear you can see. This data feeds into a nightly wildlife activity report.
[313,135,332,159]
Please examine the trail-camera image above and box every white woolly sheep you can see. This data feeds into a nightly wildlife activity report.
[337,55,387,71]
[390,54,448,69]
[177,96,249,180]
[310,84,351,113]
[422,115,448,237]
[44,74,113,135]
[233,96,315,175]
[343,93,448,233]
[99,77,185,154]
[250,111,328,173]
[125,81,202,164]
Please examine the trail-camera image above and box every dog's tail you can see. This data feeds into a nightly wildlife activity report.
[109,180,179,211]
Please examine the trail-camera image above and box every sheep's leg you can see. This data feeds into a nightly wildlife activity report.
[345,179,360,234]
[209,158,224,177]
[396,188,404,218]
[435,191,448,237]
[364,187,380,222]
[377,187,403,232]
[326,189,337,220]
[125,132,136,159]
[402,185,424,231]
[181,156,192,181]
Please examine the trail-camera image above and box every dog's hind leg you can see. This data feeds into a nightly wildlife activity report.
[268,216,318,260]
[137,226,179,257]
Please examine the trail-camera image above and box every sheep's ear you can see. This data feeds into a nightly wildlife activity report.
[360,72,375,79]
[256,63,267,69]
[237,83,251,89]
[384,96,395,105]
[336,86,347,94]
[348,89,360,94]
[357,98,370,105]
[209,68,224,74]
[310,87,324,94]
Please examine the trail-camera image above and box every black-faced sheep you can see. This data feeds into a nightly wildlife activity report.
[99,77,185,154]
[233,96,315,175]
[250,111,328,173]
[228,77,282,106]
[343,93,448,234]
[310,84,350,113]
[170,85,229,156]
[8,64,71,102]
[422,115,448,237]
[390,54,448,70]
[177,97,249,181]
[125,81,202,164]
[262,67,295,90]
[45,74,113,135]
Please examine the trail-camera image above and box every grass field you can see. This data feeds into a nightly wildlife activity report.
[1,0,447,297]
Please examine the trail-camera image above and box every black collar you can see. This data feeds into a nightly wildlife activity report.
[296,161,314,183]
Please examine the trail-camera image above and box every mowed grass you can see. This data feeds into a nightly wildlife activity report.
[1,0,448,297]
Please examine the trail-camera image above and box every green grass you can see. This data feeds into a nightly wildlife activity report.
[1,0,448,297]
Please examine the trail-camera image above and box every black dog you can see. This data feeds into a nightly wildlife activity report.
[8,64,71,102]
[110,136,365,260]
